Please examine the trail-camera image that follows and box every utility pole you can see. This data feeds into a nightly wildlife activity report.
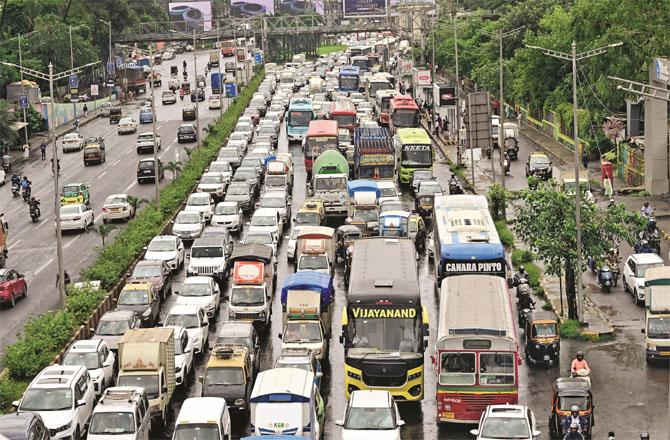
[17,33,28,145]
[69,26,74,69]
[452,0,461,164]
[216,21,223,119]
[193,28,200,149]
[96,19,112,84]
[526,40,622,322]
[149,44,160,209]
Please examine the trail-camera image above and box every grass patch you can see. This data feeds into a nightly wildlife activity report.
[0,375,28,413]
[560,319,581,338]
[316,44,346,55]
[524,263,541,288]
[494,220,514,247]
[511,249,534,267]
[542,300,552,311]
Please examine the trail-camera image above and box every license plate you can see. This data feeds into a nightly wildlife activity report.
[443,412,454,419]
[659,352,670,357]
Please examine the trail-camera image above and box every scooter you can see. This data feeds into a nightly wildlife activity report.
[503,153,511,175]
[597,265,614,293]
[21,187,31,202]
[11,182,19,197]
[29,204,40,223]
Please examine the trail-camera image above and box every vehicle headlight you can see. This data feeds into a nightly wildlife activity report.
[259,310,266,318]
[54,422,71,433]
[176,365,182,373]
[229,310,236,318]
[207,301,215,310]
[407,371,422,381]
[234,398,246,406]
[347,371,361,380]
[535,344,541,349]
[648,344,657,351]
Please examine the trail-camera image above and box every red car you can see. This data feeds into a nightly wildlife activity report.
[0,269,27,308]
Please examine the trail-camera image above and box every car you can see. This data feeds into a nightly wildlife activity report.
[61,339,115,396]
[60,182,91,206]
[233,167,261,195]
[229,131,251,146]
[190,87,205,102]
[175,276,221,319]
[116,281,161,327]
[208,94,221,109]
[411,169,435,193]
[215,321,260,373]
[172,210,205,241]
[99,102,114,117]
[117,117,138,134]
[139,107,154,124]
[62,132,84,153]
[286,226,307,262]
[88,387,151,440]
[166,325,194,386]
[164,304,210,355]
[274,348,323,389]
[258,191,291,224]
[13,365,96,440]
[217,148,242,168]
[129,259,172,300]
[0,411,49,440]
[178,123,198,143]
[91,310,141,353]
[377,181,400,205]
[197,172,228,200]
[144,235,185,272]
[241,230,277,258]
[82,142,105,165]
[182,105,197,121]
[211,201,243,232]
[101,193,135,223]
[256,124,278,147]
[525,152,553,179]
[162,90,177,104]
[470,404,540,440]
[224,181,254,212]
[335,390,404,439]
[623,253,665,305]
[207,161,233,182]
[0,268,27,308]
[416,180,443,197]
[136,132,162,153]
[234,120,253,138]
[379,199,405,214]
[185,192,216,221]
[249,208,283,242]
[163,49,175,60]
[59,204,94,232]
[136,158,164,183]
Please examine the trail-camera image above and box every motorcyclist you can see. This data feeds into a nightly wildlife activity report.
[517,288,535,311]
[183,60,187,71]
[562,422,584,440]
[29,196,40,218]
[20,176,31,198]
[605,248,619,266]
[512,266,527,286]
[179,87,185,101]
[11,173,20,187]
[182,70,187,80]
[641,201,653,218]
[571,351,590,375]
[608,432,616,440]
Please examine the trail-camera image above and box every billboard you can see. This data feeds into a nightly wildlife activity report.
[230,0,274,17]
[279,0,324,15]
[169,1,213,31]
[343,0,387,16]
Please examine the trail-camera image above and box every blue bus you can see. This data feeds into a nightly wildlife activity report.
[286,97,314,143]
[433,194,506,281]
[338,65,361,92]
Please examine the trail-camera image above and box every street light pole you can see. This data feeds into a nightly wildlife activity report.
[193,28,200,149]
[526,40,622,322]
[17,33,28,145]
[149,44,160,209]
[217,21,223,119]
[69,26,74,70]
[452,0,461,164]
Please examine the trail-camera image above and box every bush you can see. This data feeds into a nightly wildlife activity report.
[487,183,507,221]
[66,284,108,324]
[560,319,581,338]
[495,220,514,247]
[511,249,534,267]
[0,376,28,412]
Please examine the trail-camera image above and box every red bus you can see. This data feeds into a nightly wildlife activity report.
[328,99,357,134]
[389,95,420,134]
[304,120,339,174]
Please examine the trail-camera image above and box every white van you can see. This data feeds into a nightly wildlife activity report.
[172,397,232,440]
[249,368,324,438]
[88,387,151,440]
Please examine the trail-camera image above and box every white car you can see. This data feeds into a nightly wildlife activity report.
[470,405,540,440]
[377,181,400,205]
[117,117,138,135]
[248,208,283,242]
[162,90,177,104]
[14,365,96,440]
[61,339,115,396]
[165,325,194,386]
[287,226,307,262]
[208,94,222,110]
[172,210,205,241]
[60,204,94,232]
[136,132,162,153]
[211,201,243,232]
[185,192,216,221]
[234,121,253,138]
[162,50,175,60]
[241,230,278,257]
[164,304,209,355]
[175,276,221,318]
[336,390,404,440]
[144,235,185,272]
[62,132,84,152]
[623,253,665,305]
[229,130,251,146]
[207,161,232,183]
[197,172,228,200]
[258,191,291,224]
[101,193,135,223]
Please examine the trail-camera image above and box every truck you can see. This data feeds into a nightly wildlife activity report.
[119,66,146,94]
[433,83,457,134]
[310,150,350,218]
[209,50,220,67]
[116,328,175,426]
[279,289,329,362]
[353,127,396,180]
[281,272,334,338]
[643,267,670,361]
[228,244,276,329]
[211,72,223,95]
[295,227,336,277]
[411,67,432,108]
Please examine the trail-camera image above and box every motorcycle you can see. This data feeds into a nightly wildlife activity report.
[597,265,614,293]
[634,238,654,254]
[449,178,464,195]
[611,265,620,287]
[29,204,40,222]
[586,255,597,274]
[11,182,20,197]
[503,154,511,175]
[21,187,31,202]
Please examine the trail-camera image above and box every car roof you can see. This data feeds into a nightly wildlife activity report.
[31,365,85,389]
[631,253,664,264]
[253,208,279,216]
[182,276,213,285]
[101,309,136,320]
[152,235,177,242]
[135,259,165,267]
[484,404,528,418]
[349,390,393,408]
[176,398,228,425]
[218,321,254,338]
[167,304,202,315]
[68,339,103,352]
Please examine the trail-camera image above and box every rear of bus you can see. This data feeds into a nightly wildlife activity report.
[304,120,339,175]
[329,99,357,135]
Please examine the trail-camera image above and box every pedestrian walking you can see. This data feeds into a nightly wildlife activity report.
[83,103,88,117]
[435,114,442,136]
[516,111,522,126]
[22,144,29,160]
[604,176,613,198]
[39,140,47,160]
[443,116,450,134]
[581,151,589,170]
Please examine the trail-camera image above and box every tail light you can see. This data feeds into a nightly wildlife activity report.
[102,208,108,212]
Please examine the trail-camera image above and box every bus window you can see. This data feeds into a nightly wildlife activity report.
[439,353,476,385]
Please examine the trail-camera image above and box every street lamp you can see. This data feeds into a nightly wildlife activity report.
[0,59,100,307]
[526,40,623,322]
[216,21,223,119]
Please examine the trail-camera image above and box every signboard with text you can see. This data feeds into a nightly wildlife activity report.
[343,0,386,16]
[225,83,237,97]
[18,95,28,109]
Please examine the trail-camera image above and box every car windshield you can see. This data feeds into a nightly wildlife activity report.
[265,176,286,187]
[20,389,72,411]
[480,417,530,439]
[117,374,159,400]
[379,187,397,198]
[413,170,433,181]
[344,407,395,430]
[191,245,223,258]
[215,204,238,215]
[648,316,670,339]
[84,147,100,155]
[89,412,136,435]
[299,255,329,270]
[188,196,210,206]
[162,92,173,97]
[244,233,273,245]
[210,163,231,173]
[178,126,194,133]
[296,212,320,225]
[60,205,81,215]
[205,367,245,387]
[180,282,213,296]
[147,240,175,252]
[200,176,220,185]
[96,318,130,335]
[133,264,161,278]
[173,424,221,440]
[353,209,378,223]
[235,170,256,181]
[63,185,80,194]
[637,262,664,278]
[251,215,277,227]
[530,155,550,168]
[315,176,346,191]
[532,323,557,338]
[118,289,149,305]
[259,127,274,135]
[283,322,322,343]
[261,198,285,208]
[227,184,249,195]
[418,182,442,195]
[105,195,127,205]
[220,150,238,159]
[231,286,265,306]
[63,351,100,369]
[235,123,251,132]
[230,133,246,141]
[165,314,199,329]
[176,212,201,224]
[63,134,79,141]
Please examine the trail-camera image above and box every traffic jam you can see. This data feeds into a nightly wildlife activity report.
[2,36,590,440]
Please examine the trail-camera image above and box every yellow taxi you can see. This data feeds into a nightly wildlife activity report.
[295,198,325,226]
[201,344,253,415]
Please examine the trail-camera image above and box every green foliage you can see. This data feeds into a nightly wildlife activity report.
[3,311,78,380]
[524,263,541,288]
[0,375,29,412]
[317,45,347,55]
[494,220,514,247]
[560,319,581,338]
[94,223,117,248]
[0,100,19,150]
[487,183,507,221]
[511,248,534,267]
[65,284,108,324]
[542,300,552,310]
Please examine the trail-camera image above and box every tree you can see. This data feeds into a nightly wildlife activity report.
[0,100,19,152]
[126,196,148,217]
[165,160,182,180]
[512,181,643,319]
[93,223,116,248]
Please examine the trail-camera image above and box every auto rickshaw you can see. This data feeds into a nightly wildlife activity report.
[548,377,594,438]
[170,65,178,76]
[60,182,91,206]
[524,310,560,367]
[415,193,435,220]
[336,225,362,265]
[181,80,191,94]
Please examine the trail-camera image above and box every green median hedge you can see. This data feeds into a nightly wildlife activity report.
[0,70,265,413]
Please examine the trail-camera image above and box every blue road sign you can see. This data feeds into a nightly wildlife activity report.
[254,53,262,65]
[69,74,78,88]
[107,61,115,74]
[18,95,28,109]
[225,83,237,98]
[115,56,123,68]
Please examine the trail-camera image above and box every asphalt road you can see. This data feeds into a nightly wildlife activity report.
[0,50,223,357]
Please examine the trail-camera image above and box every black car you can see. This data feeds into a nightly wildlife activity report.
[177,124,197,143]
[137,158,164,183]
[233,167,261,196]
[0,411,50,440]
[190,87,205,102]
[525,152,553,180]
[182,105,196,121]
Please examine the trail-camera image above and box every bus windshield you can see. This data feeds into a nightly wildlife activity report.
[347,309,421,354]
[393,109,419,127]
[306,136,338,156]
[401,145,432,166]
[332,114,356,127]
[339,76,359,91]
[288,110,312,127]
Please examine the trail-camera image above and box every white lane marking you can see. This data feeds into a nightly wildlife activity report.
[38,218,49,228]
[64,235,81,249]
[94,214,102,223]
[99,171,107,178]
[8,239,22,250]
[164,138,178,153]
[34,257,54,275]
[125,149,133,155]
[123,182,136,193]
[112,158,121,166]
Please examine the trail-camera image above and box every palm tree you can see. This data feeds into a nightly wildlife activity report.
[94,224,116,248]
[183,147,193,160]
[126,196,149,218]
[165,160,182,180]
[0,100,18,153]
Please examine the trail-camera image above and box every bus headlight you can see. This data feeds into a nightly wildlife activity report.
[409,385,422,397]
[407,371,422,381]
[347,370,361,380]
